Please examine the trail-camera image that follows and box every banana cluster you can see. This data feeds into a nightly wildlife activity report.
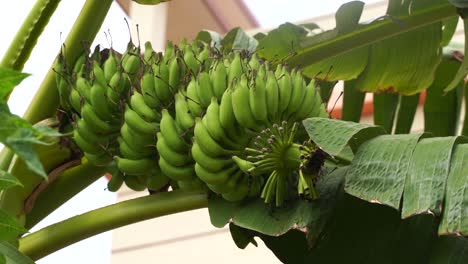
[191,57,328,205]
[116,40,212,191]
[57,38,329,206]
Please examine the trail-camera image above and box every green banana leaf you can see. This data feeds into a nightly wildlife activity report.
[424,52,464,136]
[256,0,458,95]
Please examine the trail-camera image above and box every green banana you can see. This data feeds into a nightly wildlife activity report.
[174,92,195,130]
[186,78,203,117]
[130,92,160,122]
[196,71,214,107]
[156,132,191,166]
[124,106,159,135]
[191,141,233,172]
[116,157,155,176]
[159,109,188,152]
[159,155,195,181]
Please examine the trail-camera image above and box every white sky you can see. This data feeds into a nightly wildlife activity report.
[243,0,383,28]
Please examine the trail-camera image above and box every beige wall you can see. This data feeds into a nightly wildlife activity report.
[112,1,463,262]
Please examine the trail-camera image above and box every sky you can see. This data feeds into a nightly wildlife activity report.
[0,0,385,263]
[243,0,383,28]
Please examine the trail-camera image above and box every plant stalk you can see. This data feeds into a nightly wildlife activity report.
[1,0,62,71]
[287,2,457,67]
[19,190,209,261]
[25,159,105,229]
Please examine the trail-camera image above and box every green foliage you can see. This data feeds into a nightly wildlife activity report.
[0,242,34,264]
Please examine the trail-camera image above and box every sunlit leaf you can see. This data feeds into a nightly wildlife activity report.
[0,241,34,264]
[209,167,346,241]
[0,171,23,190]
[0,209,28,241]
[196,30,222,48]
[257,23,308,62]
[303,117,385,155]
[0,67,29,100]
[221,27,258,53]
[302,1,368,81]
[401,137,461,218]
[345,134,423,209]
[438,144,468,235]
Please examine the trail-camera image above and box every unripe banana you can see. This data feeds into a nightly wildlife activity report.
[124,106,159,135]
[156,132,191,166]
[249,71,268,123]
[193,118,239,157]
[232,156,255,173]
[159,109,188,152]
[231,75,259,130]
[86,152,114,166]
[219,88,236,130]
[130,92,160,122]
[122,50,141,78]
[81,103,115,133]
[191,141,233,172]
[196,72,214,107]
[207,169,242,194]
[69,88,82,113]
[75,69,92,102]
[116,157,155,175]
[174,92,195,130]
[139,71,161,108]
[202,98,239,149]
[75,119,109,145]
[277,67,292,118]
[146,166,170,191]
[168,57,181,92]
[90,82,114,120]
[118,137,152,159]
[154,62,172,103]
[124,175,147,191]
[159,155,195,181]
[103,49,119,82]
[144,41,156,64]
[265,71,279,122]
[184,48,200,75]
[228,53,243,85]
[210,60,228,99]
[107,170,125,192]
[294,80,321,120]
[92,61,107,87]
[73,129,105,155]
[194,162,236,186]
[285,69,306,119]
[222,175,249,202]
[186,78,203,117]
[120,123,155,150]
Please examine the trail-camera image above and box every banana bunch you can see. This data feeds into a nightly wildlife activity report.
[58,38,330,205]
[192,59,328,205]
[156,52,259,190]
[116,40,213,191]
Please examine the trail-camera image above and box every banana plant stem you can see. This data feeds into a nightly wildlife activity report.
[0,0,62,71]
[19,190,209,261]
[25,159,106,229]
